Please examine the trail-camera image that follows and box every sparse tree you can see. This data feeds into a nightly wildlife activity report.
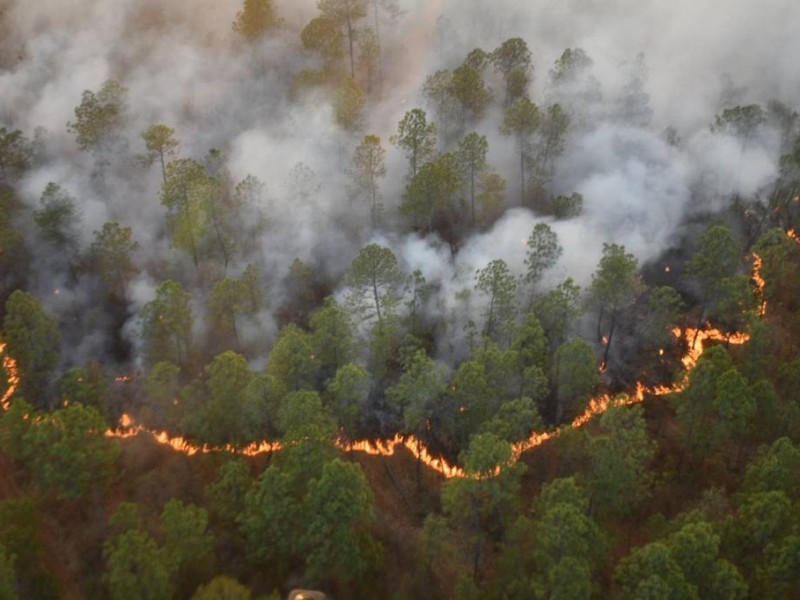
[33,182,81,281]
[475,259,518,343]
[524,222,562,288]
[67,79,127,152]
[89,221,139,298]
[232,0,281,41]
[318,0,368,79]
[350,134,386,227]
[140,280,193,368]
[501,97,541,205]
[139,124,179,185]
[345,243,405,329]
[390,108,437,179]
[334,78,365,131]
[457,132,489,226]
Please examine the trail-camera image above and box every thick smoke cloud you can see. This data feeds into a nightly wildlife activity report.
[0,0,796,367]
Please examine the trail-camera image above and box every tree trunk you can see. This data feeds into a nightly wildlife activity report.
[347,15,355,79]
[601,312,616,370]
[519,140,525,206]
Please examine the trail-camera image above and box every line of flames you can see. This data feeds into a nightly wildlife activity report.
[0,247,773,478]
[0,324,753,480]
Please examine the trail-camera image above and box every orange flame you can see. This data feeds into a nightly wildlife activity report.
[752,253,767,316]
[0,342,20,410]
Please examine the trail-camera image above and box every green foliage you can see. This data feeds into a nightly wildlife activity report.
[67,79,127,151]
[139,124,179,183]
[33,182,80,265]
[160,499,214,589]
[385,349,447,434]
[475,259,517,342]
[350,134,386,227]
[318,0,368,78]
[532,277,582,349]
[232,0,281,41]
[712,104,766,140]
[266,325,318,397]
[208,458,251,526]
[456,132,489,226]
[302,16,344,64]
[192,576,251,599]
[553,338,598,422]
[390,108,437,179]
[345,243,405,328]
[326,362,369,440]
[303,459,382,585]
[585,403,655,519]
[2,290,60,407]
[160,158,211,266]
[23,403,120,500]
[614,542,699,600]
[401,151,461,231]
[524,223,562,287]
[450,63,492,127]
[0,499,40,578]
[742,437,800,497]
[0,127,32,183]
[333,77,365,130]
[501,97,541,204]
[140,280,193,368]
[56,360,110,419]
[0,543,16,600]
[105,528,172,600]
[89,221,139,297]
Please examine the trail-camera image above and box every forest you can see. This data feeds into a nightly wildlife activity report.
[1,0,800,598]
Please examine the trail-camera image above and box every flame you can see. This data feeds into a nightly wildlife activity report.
[752,253,767,316]
[664,265,671,273]
[0,241,766,479]
[0,342,20,410]
[788,229,799,244]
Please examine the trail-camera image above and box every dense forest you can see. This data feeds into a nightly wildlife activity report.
[1,0,800,598]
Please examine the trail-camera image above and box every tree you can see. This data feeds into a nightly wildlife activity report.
[0,543,15,600]
[345,243,405,329]
[524,222,562,288]
[441,433,523,581]
[457,132,489,226]
[0,127,32,184]
[67,79,127,151]
[501,97,540,205]
[672,346,734,467]
[266,325,318,397]
[302,459,382,587]
[686,224,742,342]
[232,0,281,41]
[350,134,386,227]
[318,0,368,79]
[160,500,213,593]
[713,104,766,145]
[449,63,491,131]
[140,280,193,368]
[57,360,111,420]
[475,259,517,343]
[742,437,800,498]
[614,542,699,600]
[302,16,344,68]
[326,363,369,442]
[553,338,598,423]
[139,124,179,185]
[192,576,251,600]
[333,78,365,131]
[386,350,447,480]
[160,158,210,267]
[390,108,437,179]
[615,52,652,128]
[190,352,253,446]
[640,286,684,353]
[532,278,582,350]
[209,277,247,347]
[401,151,461,235]
[490,38,532,105]
[33,182,81,281]
[590,243,642,369]
[22,403,120,500]
[584,403,655,519]
[89,222,139,298]
[105,528,172,600]
[533,104,570,190]
[309,297,357,380]
[357,27,380,95]
[2,290,60,407]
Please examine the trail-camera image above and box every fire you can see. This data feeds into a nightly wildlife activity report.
[664,265,671,273]
[752,253,767,316]
[0,240,765,480]
[788,229,799,244]
[0,342,20,410]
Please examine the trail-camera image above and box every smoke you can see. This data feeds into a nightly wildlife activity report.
[0,0,796,373]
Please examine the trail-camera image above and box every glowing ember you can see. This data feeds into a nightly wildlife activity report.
[115,375,134,383]
[788,229,799,244]
[664,265,671,273]
[752,253,767,316]
[0,342,20,410]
